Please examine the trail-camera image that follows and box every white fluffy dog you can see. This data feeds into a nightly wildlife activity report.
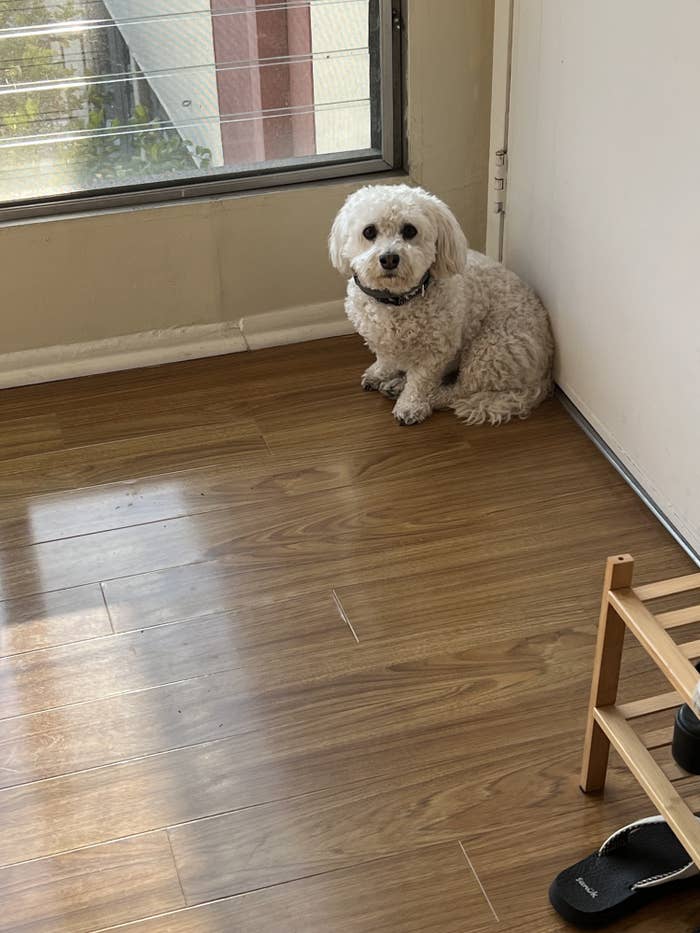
[329,184,553,425]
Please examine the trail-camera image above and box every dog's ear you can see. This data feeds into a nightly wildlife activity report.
[429,195,469,278]
[328,199,353,277]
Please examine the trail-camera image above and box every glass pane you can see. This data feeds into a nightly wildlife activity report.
[0,0,376,205]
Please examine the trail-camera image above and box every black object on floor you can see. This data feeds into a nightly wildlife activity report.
[549,816,700,928]
[672,661,700,774]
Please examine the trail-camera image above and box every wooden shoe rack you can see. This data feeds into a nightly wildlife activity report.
[581,554,700,867]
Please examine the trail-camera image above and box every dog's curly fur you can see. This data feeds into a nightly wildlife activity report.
[329,184,554,425]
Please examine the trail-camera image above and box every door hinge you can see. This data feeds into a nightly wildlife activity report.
[493,148,507,214]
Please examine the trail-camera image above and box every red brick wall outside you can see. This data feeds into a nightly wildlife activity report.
[210,0,316,165]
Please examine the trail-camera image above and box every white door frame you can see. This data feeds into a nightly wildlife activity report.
[485,0,514,260]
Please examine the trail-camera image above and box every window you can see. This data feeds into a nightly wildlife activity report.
[0,0,402,218]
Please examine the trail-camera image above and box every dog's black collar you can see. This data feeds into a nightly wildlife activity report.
[352,269,432,306]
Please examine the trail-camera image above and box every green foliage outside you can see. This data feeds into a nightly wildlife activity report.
[80,93,212,185]
[0,2,82,148]
[0,1,212,199]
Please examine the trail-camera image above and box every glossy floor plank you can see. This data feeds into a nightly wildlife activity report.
[0,833,184,933]
[6,432,582,599]
[0,590,347,720]
[0,421,269,499]
[0,414,64,462]
[0,616,599,790]
[0,336,696,931]
[334,540,690,647]
[166,731,610,903]
[0,443,482,550]
[0,624,678,868]
[0,466,267,550]
[93,843,497,933]
[0,585,111,658]
[99,499,672,637]
[56,387,243,447]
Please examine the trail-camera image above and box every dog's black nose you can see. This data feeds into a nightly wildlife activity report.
[379,252,400,270]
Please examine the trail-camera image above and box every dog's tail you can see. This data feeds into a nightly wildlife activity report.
[444,383,552,426]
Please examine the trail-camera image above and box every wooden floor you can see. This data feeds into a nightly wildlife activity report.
[0,335,698,932]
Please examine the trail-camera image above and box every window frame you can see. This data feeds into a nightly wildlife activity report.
[0,0,405,223]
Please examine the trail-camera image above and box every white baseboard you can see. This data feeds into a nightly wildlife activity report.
[0,322,247,389]
[240,298,352,350]
[0,300,353,389]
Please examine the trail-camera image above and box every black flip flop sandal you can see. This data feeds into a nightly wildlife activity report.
[549,815,700,927]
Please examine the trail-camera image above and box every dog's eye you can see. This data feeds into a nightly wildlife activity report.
[401,223,418,240]
[362,224,377,240]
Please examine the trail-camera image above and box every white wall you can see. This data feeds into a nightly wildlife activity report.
[505,0,700,554]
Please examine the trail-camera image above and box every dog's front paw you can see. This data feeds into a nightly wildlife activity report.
[361,370,382,392]
[379,374,406,399]
[392,398,432,426]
